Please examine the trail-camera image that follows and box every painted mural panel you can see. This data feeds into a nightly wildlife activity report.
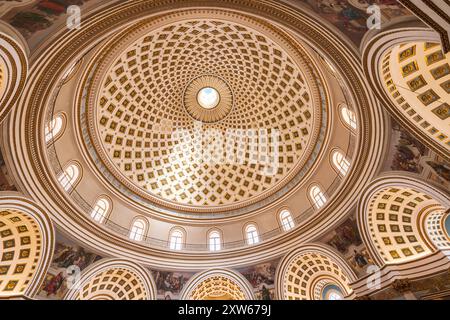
[2,0,95,37]
[237,259,279,300]
[1,1,412,49]
[297,0,412,45]
[321,216,374,276]
[151,269,195,300]
[384,119,450,189]
[36,232,102,299]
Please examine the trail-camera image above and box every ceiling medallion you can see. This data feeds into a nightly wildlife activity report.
[183,75,233,123]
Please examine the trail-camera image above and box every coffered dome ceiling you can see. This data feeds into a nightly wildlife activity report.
[6,0,384,268]
[81,10,325,214]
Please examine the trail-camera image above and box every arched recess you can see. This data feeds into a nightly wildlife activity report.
[362,24,450,160]
[0,25,28,123]
[357,173,450,267]
[275,243,357,300]
[0,192,54,299]
[64,258,156,300]
[180,268,255,300]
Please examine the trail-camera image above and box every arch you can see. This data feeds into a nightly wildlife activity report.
[275,244,357,300]
[423,208,450,250]
[44,112,66,144]
[169,227,185,250]
[129,217,148,242]
[57,161,82,192]
[0,193,54,298]
[362,25,449,160]
[331,149,350,176]
[0,28,28,123]
[357,173,450,266]
[445,213,450,238]
[208,229,222,252]
[64,258,156,300]
[244,223,259,245]
[279,208,294,231]
[179,268,255,300]
[90,196,112,224]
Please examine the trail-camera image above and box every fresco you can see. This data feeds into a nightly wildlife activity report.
[298,0,412,45]
[2,0,95,39]
[37,232,102,299]
[384,119,449,189]
[1,0,412,49]
[237,259,279,300]
[326,217,362,254]
[151,269,194,300]
[0,150,17,191]
[387,120,428,174]
[425,157,450,189]
[320,216,374,276]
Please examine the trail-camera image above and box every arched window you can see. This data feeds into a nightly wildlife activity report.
[45,113,65,143]
[90,197,111,223]
[129,218,147,241]
[280,209,294,231]
[310,185,327,209]
[209,230,221,251]
[169,229,183,250]
[332,150,350,176]
[340,105,357,130]
[57,162,81,191]
[245,224,259,245]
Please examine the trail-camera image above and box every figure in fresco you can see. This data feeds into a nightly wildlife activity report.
[304,0,411,44]
[241,262,276,288]
[353,249,368,267]
[390,122,427,173]
[42,272,65,297]
[152,270,191,296]
[5,0,94,38]
[54,247,90,269]
[238,261,278,300]
[261,285,272,300]
[327,218,362,254]
[427,161,450,182]
[349,248,374,274]
[36,235,102,298]
[315,0,368,32]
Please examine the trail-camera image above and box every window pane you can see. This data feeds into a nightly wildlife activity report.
[311,185,326,209]
[246,225,259,244]
[332,151,350,176]
[130,219,146,241]
[209,231,221,251]
[91,198,110,223]
[280,210,294,231]
[341,106,357,130]
[58,164,80,191]
[45,115,64,143]
[170,230,183,250]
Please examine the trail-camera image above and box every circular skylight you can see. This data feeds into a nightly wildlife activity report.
[197,87,220,109]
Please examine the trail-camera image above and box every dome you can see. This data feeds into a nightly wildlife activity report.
[82,12,325,214]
